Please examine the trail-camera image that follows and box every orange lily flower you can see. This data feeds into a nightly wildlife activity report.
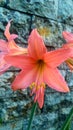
[0,21,27,74]
[62,31,73,70]
[5,29,72,108]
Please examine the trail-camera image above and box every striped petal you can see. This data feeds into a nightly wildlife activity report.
[4,20,11,40]
[12,67,37,91]
[5,55,35,69]
[4,20,18,41]
[34,86,45,108]
[28,29,47,59]
[44,48,72,68]
[8,34,18,41]
[44,67,69,92]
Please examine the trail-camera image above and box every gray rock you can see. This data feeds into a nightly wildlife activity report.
[4,0,73,25]
[0,109,8,122]
[66,70,73,87]
[0,0,73,130]
[0,88,6,96]
[0,118,23,130]
[0,0,6,7]
[23,112,58,130]
[31,16,63,48]
[0,7,31,44]
[7,0,58,20]
[31,16,73,48]
[58,0,73,25]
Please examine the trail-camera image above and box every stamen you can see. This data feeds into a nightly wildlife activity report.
[66,58,73,66]
[40,83,45,88]
[30,82,35,89]
[30,82,46,90]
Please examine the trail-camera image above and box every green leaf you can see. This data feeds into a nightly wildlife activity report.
[61,107,73,130]
[27,102,37,130]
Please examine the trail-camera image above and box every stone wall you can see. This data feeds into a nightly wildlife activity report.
[0,0,73,130]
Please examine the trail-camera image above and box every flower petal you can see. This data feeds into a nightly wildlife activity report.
[63,31,73,42]
[7,39,28,55]
[8,34,18,41]
[34,86,45,108]
[8,48,27,55]
[8,40,20,49]
[4,20,18,41]
[5,55,35,69]
[44,48,72,68]
[12,68,37,91]
[4,20,11,40]
[31,65,45,108]
[44,67,69,92]
[28,29,47,59]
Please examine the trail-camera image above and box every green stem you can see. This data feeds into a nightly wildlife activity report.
[27,102,37,130]
[61,107,73,130]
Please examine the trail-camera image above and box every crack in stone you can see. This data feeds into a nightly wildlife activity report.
[3,0,9,8]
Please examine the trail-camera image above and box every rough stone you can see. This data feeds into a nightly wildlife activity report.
[31,16,73,48]
[2,0,73,26]
[66,70,73,87]
[7,0,58,20]
[44,89,73,108]
[0,7,31,44]
[0,0,6,7]
[23,112,58,130]
[0,72,32,123]
[0,0,73,130]
[0,118,23,130]
[31,16,63,48]
[58,0,73,25]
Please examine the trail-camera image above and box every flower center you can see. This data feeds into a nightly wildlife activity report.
[36,59,45,68]
[30,59,46,90]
